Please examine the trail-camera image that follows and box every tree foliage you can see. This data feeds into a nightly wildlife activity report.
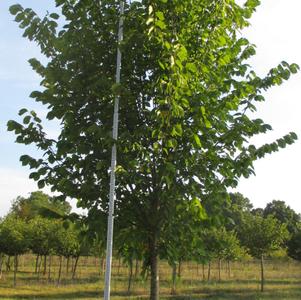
[263,200,300,234]
[7,1,299,298]
[240,214,289,258]
[10,191,71,220]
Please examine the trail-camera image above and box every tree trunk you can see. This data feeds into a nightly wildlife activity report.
[261,254,264,292]
[72,256,79,280]
[66,256,70,275]
[6,256,11,272]
[100,256,105,275]
[227,260,231,278]
[35,254,39,274]
[177,260,182,278]
[13,255,18,288]
[202,263,205,281]
[127,257,133,294]
[149,234,159,300]
[38,255,42,274]
[0,254,4,279]
[117,257,121,275]
[134,259,139,278]
[171,264,177,294]
[48,255,52,282]
[218,258,222,281]
[43,255,47,275]
[207,261,211,281]
[57,256,62,286]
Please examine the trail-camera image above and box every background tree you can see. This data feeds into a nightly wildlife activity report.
[263,200,300,234]
[7,1,299,299]
[28,216,59,277]
[224,192,253,231]
[0,216,29,286]
[287,224,301,262]
[240,214,289,292]
[10,191,71,220]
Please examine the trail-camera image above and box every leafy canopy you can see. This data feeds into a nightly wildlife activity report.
[6,2,299,296]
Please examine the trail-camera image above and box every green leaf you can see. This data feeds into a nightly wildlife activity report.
[155,11,164,21]
[177,46,188,62]
[49,13,59,20]
[171,124,183,137]
[289,63,300,74]
[38,180,45,189]
[9,4,23,15]
[23,116,31,124]
[18,108,28,116]
[193,134,202,148]
[155,19,166,30]
[15,13,24,23]
[290,132,298,140]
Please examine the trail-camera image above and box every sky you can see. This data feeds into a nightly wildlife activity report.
[0,0,300,217]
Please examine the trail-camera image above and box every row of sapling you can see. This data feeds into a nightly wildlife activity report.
[0,190,299,293]
[0,214,85,286]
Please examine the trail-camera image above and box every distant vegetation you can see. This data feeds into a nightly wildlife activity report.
[0,191,300,298]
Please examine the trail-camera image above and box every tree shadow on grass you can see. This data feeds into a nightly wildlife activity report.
[0,289,149,300]
[180,278,301,286]
[164,286,301,300]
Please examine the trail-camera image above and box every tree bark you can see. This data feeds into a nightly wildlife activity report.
[149,233,159,300]
[6,256,11,272]
[117,257,121,275]
[43,255,47,275]
[35,254,39,274]
[72,256,79,280]
[66,256,70,275]
[227,260,231,278]
[177,260,182,278]
[48,255,52,282]
[171,264,177,294]
[127,257,133,293]
[13,255,18,288]
[100,256,105,276]
[134,259,139,278]
[261,254,264,292]
[0,254,4,279]
[218,258,222,281]
[207,261,211,281]
[57,256,62,286]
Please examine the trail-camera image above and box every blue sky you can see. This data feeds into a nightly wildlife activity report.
[1,0,301,216]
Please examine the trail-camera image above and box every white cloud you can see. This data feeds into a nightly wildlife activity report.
[0,168,86,217]
[0,168,40,217]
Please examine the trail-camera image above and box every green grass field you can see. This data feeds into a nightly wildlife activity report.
[0,256,300,299]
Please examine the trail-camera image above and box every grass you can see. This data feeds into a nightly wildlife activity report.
[0,256,300,299]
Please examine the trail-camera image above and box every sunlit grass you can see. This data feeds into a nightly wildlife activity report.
[0,256,300,299]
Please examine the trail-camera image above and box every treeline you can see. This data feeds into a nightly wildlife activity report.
[0,191,300,292]
[0,192,104,287]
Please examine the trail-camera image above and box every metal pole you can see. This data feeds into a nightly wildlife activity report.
[104,1,124,299]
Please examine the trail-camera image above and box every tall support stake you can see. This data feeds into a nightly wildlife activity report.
[104,1,124,299]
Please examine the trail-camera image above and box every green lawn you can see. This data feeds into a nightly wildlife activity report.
[0,256,300,299]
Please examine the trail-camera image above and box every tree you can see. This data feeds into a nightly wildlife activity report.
[10,191,71,220]
[263,200,300,234]
[224,192,253,231]
[28,216,60,277]
[7,1,298,299]
[0,216,29,286]
[287,224,301,262]
[52,222,80,285]
[240,214,289,292]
